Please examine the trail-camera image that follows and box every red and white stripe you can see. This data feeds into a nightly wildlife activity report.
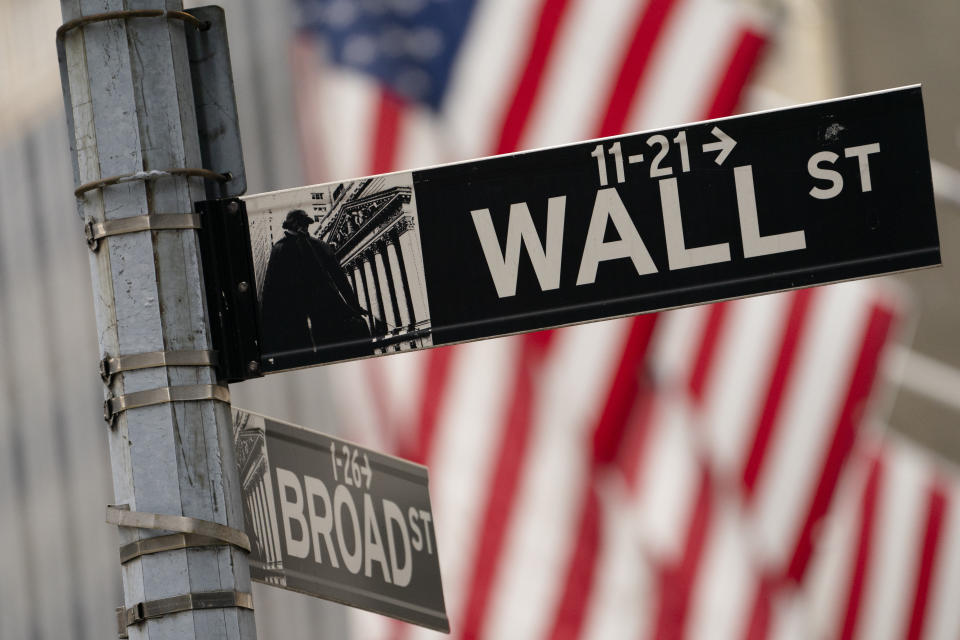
[805,430,960,640]
[650,284,900,571]
[614,281,902,640]
[577,469,653,640]
[295,0,770,183]
[482,323,636,640]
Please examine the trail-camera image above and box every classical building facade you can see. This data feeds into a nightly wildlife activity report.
[248,174,432,357]
[321,176,433,355]
[234,412,286,587]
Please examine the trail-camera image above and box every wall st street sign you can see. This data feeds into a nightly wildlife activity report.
[233,410,448,632]
[200,85,939,378]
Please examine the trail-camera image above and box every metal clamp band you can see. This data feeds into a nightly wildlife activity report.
[117,590,253,637]
[85,213,202,251]
[118,532,232,564]
[106,505,251,554]
[104,383,230,425]
[75,167,230,199]
[100,349,218,383]
[58,9,210,40]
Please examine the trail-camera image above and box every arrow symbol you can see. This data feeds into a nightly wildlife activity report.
[702,126,737,165]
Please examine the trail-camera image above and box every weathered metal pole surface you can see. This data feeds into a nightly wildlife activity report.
[58,1,256,638]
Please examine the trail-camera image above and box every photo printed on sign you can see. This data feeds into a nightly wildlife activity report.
[246,173,432,371]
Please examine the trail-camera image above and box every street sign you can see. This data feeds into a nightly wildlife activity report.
[232,409,448,632]
[219,85,939,374]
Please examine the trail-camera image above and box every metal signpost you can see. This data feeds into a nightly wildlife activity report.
[200,85,940,378]
[57,4,254,639]
[233,410,449,632]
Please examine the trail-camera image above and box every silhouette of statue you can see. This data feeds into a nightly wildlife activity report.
[260,209,371,360]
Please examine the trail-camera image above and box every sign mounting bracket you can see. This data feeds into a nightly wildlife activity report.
[195,197,262,382]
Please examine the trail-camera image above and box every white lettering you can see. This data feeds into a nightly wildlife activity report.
[304,476,339,567]
[334,484,362,574]
[275,468,310,559]
[576,188,657,285]
[844,143,881,192]
[659,177,731,269]
[383,499,413,587]
[807,151,843,199]
[363,494,392,583]
[471,197,565,298]
[735,165,806,258]
[419,509,434,555]
[409,507,423,552]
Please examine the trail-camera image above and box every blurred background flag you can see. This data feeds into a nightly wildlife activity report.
[1,0,959,639]
[289,0,770,178]
[289,1,960,640]
[295,0,479,111]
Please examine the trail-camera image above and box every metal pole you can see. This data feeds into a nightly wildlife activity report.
[57,1,256,638]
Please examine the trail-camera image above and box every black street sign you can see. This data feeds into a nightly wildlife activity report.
[214,85,939,375]
[232,409,448,632]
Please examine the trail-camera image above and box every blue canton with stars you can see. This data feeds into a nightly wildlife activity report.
[296,0,480,110]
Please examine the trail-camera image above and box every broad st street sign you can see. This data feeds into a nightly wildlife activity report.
[233,409,448,632]
[200,85,939,377]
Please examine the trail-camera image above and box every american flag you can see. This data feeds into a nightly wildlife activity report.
[289,1,960,639]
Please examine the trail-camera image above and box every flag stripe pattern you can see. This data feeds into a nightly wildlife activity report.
[597,0,681,137]
[805,431,960,640]
[293,1,960,638]
[494,0,573,155]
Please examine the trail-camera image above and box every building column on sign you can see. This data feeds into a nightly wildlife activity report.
[254,487,270,568]
[261,470,284,572]
[374,243,401,332]
[250,485,265,562]
[351,263,371,320]
[362,255,384,332]
[245,496,257,558]
[349,268,364,309]
[386,235,413,330]
[244,492,256,557]
[344,269,356,305]
[367,249,390,333]
[356,262,375,332]
[398,224,431,326]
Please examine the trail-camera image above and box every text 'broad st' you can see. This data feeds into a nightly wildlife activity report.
[233,409,448,632]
